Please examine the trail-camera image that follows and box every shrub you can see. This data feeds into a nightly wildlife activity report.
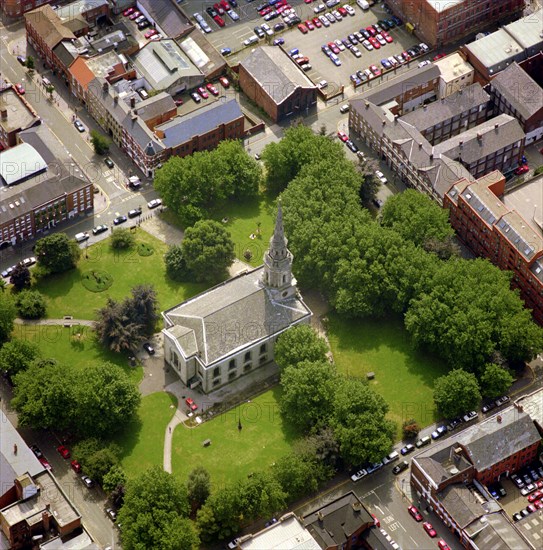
[16,289,47,319]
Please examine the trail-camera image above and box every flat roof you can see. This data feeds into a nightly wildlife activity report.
[465,30,525,74]
[503,173,543,236]
[435,52,474,82]
[515,388,543,430]
[0,88,39,134]
[0,143,47,186]
[504,8,543,52]
[426,0,464,12]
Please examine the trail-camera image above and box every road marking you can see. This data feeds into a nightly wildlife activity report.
[410,535,419,547]
[374,505,384,515]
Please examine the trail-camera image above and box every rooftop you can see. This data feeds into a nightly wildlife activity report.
[24,4,75,51]
[503,8,543,53]
[434,52,474,82]
[0,87,40,135]
[464,512,531,550]
[490,62,543,121]
[178,33,226,78]
[240,46,316,105]
[457,177,509,228]
[155,98,243,148]
[495,210,542,262]
[133,92,176,124]
[163,266,311,366]
[55,0,109,22]
[0,143,47,186]
[515,388,543,431]
[137,0,193,38]
[503,173,543,236]
[426,0,464,12]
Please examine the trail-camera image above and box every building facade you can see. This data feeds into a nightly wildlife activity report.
[1,0,54,18]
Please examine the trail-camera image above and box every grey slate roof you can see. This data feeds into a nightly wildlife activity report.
[163,266,311,365]
[490,62,543,121]
[400,83,489,131]
[122,113,165,152]
[464,512,531,550]
[240,46,316,105]
[156,98,243,148]
[133,92,176,122]
[137,0,193,38]
[440,485,483,529]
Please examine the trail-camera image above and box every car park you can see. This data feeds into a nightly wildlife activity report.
[128,207,142,218]
[243,35,259,46]
[147,198,162,209]
[392,460,409,475]
[381,58,392,69]
[401,444,415,455]
[261,22,274,35]
[143,342,155,355]
[408,505,423,521]
[298,23,308,33]
[254,26,266,38]
[81,475,95,488]
[513,512,523,522]
[362,40,373,51]
[350,46,362,57]
[57,445,71,459]
[431,425,447,439]
[369,64,382,76]
[351,468,368,482]
[423,521,437,537]
[185,397,198,411]
[113,215,127,225]
[318,14,330,26]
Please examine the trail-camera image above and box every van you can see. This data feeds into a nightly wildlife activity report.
[415,435,431,448]
[289,48,299,56]
[75,232,89,243]
[42,77,52,87]
[243,35,259,47]
[357,0,370,10]
[339,104,350,113]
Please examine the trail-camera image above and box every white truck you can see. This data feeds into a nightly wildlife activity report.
[357,0,370,10]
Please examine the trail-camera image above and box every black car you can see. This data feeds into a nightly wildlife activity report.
[106,508,117,522]
[482,400,496,413]
[138,20,150,29]
[128,207,142,218]
[345,140,359,153]
[228,0,237,6]
[17,55,26,65]
[104,157,114,169]
[274,22,285,31]
[143,342,155,355]
[431,425,447,439]
[30,445,43,459]
[392,460,409,475]
[400,444,415,455]
[206,7,217,17]
[113,215,127,225]
[254,26,265,38]
[360,29,370,39]
[377,19,390,30]
[92,224,108,235]
[446,417,463,431]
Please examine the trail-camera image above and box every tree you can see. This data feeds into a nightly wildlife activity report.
[433,369,481,419]
[45,84,55,99]
[237,471,286,521]
[274,325,328,370]
[402,418,420,439]
[187,466,211,510]
[197,485,240,543]
[25,55,34,72]
[164,244,190,281]
[358,172,381,210]
[0,278,6,293]
[480,363,514,399]
[182,220,235,283]
[10,263,31,290]
[110,228,135,249]
[0,293,17,345]
[15,289,47,319]
[90,130,110,155]
[35,233,80,273]
[332,378,395,466]
[380,189,455,249]
[0,339,41,378]
[280,360,338,431]
[103,465,126,494]
[117,466,195,550]
[124,285,159,336]
[73,438,121,484]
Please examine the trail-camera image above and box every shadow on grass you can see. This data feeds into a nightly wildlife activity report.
[116,415,144,463]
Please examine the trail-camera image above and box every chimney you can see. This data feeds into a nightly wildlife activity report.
[42,509,50,531]
[130,97,136,109]
[477,132,482,142]
[113,95,118,104]
[517,404,524,413]
[497,415,502,423]
[382,119,386,126]
[418,142,423,149]
[459,140,464,148]
[13,443,17,455]
[365,100,369,109]
[430,153,434,160]
[102,81,108,92]
[494,123,499,130]
[1,109,7,120]
[351,501,362,513]
[317,511,324,522]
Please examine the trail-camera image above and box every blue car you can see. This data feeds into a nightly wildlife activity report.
[381,58,392,69]
[391,15,402,25]
[220,47,232,56]
[273,38,284,46]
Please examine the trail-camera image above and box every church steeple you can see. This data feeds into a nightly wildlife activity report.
[262,201,295,300]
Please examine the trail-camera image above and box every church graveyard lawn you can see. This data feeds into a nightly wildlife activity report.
[118,392,178,477]
[33,229,206,320]
[171,387,297,487]
[327,313,448,438]
[14,323,143,385]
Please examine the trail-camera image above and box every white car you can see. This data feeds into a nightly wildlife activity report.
[261,23,274,36]
[375,170,388,184]
[334,39,345,51]
[376,34,386,45]
[227,9,239,20]
[350,468,367,482]
[326,12,335,23]
[314,3,325,13]
[147,198,162,209]
[332,9,342,20]
[343,4,355,15]
[351,46,361,57]
[362,39,373,51]
[418,60,431,68]
[419,42,430,52]
[318,14,330,26]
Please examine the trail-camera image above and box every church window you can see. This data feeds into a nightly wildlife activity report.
[260,343,267,354]
[282,274,286,283]
[228,370,237,381]
[244,363,252,373]
[213,366,220,377]
[229,359,236,370]
[260,355,267,365]
[244,351,251,363]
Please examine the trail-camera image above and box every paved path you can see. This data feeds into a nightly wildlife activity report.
[14,318,94,326]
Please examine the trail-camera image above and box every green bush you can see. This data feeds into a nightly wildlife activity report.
[16,289,47,319]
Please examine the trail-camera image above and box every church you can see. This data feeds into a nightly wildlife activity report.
[161,203,312,393]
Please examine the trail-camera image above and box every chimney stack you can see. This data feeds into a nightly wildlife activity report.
[13,444,17,455]
[418,142,423,149]
[365,100,369,109]
[317,511,324,522]
[459,140,464,148]
[0,109,7,120]
[497,415,502,423]
[477,132,482,142]
[494,123,499,130]
[130,97,136,109]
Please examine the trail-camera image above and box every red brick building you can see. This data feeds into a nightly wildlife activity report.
[386,0,524,47]
[1,0,54,19]
[444,171,543,324]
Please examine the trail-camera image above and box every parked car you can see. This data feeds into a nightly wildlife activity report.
[375,170,388,184]
[128,207,142,218]
[106,508,117,522]
[446,417,463,431]
[513,512,524,522]
[392,460,409,475]
[337,131,349,142]
[423,521,437,537]
[22,257,36,267]
[463,411,478,423]
[400,444,415,455]
[81,475,95,488]
[521,483,536,496]
[190,92,201,103]
[113,215,127,225]
[197,86,209,99]
[351,468,368,482]
[408,505,423,521]
[366,462,383,475]
[185,397,198,411]
[382,451,399,465]
[14,83,25,95]
[415,435,431,448]
[511,474,525,489]
[482,400,496,413]
[74,119,85,132]
[431,425,447,440]
[528,489,543,503]
[219,76,230,88]
[345,140,358,153]
[220,47,232,56]
[104,157,114,168]
[495,395,510,407]
[16,55,26,65]
[206,83,219,96]
[515,164,529,175]
[71,459,81,473]
[143,342,155,355]
[92,224,108,236]
[57,445,70,459]
[147,198,162,209]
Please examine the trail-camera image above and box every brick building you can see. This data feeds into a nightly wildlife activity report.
[444,171,543,324]
[434,53,475,98]
[0,0,54,19]
[0,86,40,149]
[386,0,524,47]
[239,46,317,123]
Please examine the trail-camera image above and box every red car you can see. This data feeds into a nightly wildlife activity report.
[433,52,446,60]
[185,397,198,411]
[260,6,271,15]
[371,513,380,527]
[381,30,394,43]
[144,29,157,39]
[15,83,25,95]
[536,500,543,510]
[39,457,52,471]
[337,131,349,142]
[328,42,340,54]
[305,20,315,30]
[219,76,230,88]
[214,2,225,14]
[175,99,183,106]
[423,522,437,537]
[71,459,82,473]
[220,0,229,10]
[338,6,348,16]
[206,83,219,96]
[528,490,543,503]
[123,7,135,16]
[129,10,141,20]
[298,23,308,34]
[197,86,209,99]
[438,541,450,550]
[313,16,322,27]
[369,64,382,76]
[515,164,529,175]
[213,15,225,27]
[369,37,381,49]
[304,0,313,3]
[57,445,71,459]
[366,26,377,36]
[408,505,423,521]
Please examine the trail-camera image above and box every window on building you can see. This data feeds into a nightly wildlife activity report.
[260,355,267,365]
[228,370,237,381]
[213,378,221,387]
[213,366,220,377]
[229,359,236,370]
[260,343,267,354]
[244,351,251,363]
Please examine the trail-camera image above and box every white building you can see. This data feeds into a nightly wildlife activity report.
[434,53,474,98]
[162,204,312,393]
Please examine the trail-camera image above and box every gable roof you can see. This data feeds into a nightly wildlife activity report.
[163,266,311,365]
[25,4,75,51]
[69,57,98,92]
[240,46,316,105]
[138,0,193,38]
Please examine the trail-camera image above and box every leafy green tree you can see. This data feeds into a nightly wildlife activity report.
[0,278,6,293]
[83,445,121,485]
[197,485,240,543]
[103,465,126,494]
[0,293,17,345]
[302,426,341,471]
[380,189,454,249]
[45,84,55,99]
[280,360,338,431]
[358,172,381,210]
[110,228,135,249]
[433,369,481,418]
[10,263,31,290]
[12,360,77,430]
[73,438,102,465]
[187,466,211,510]
[274,325,328,370]
[123,285,159,336]
[15,289,47,319]
[332,378,395,465]
[25,55,34,71]
[237,471,286,520]
[90,130,110,155]
[35,233,80,273]
[182,220,235,283]
[0,338,41,377]
[164,244,190,281]
[480,363,514,399]
[118,466,195,550]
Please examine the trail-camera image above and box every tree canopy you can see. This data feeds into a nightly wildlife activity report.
[35,233,80,273]
[90,130,110,155]
[480,363,514,399]
[433,369,481,418]
[154,140,261,227]
[182,220,235,284]
[274,325,328,370]
[0,338,41,377]
[164,244,189,282]
[187,466,211,511]
[15,289,47,319]
[0,293,17,345]
[10,263,31,291]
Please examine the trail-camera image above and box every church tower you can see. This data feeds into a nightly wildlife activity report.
[262,201,296,300]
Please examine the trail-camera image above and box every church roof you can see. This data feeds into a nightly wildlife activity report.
[163,266,311,365]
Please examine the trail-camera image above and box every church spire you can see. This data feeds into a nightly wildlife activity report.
[262,201,295,300]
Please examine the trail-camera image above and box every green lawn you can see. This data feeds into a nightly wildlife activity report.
[171,387,296,487]
[34,229,205,320]
[160,194,277,268]
[327,314,448,438]
[118,392,178,478]
[14,323,142,385]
